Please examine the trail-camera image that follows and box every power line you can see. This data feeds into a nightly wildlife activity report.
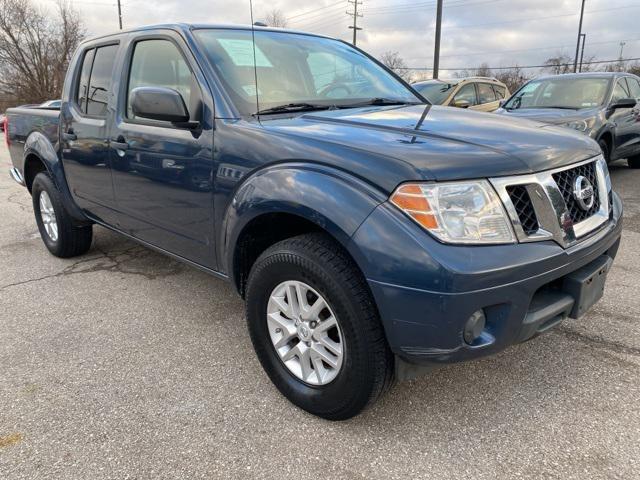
[401,56,640,72]
[295,10,350,30]
[287,1,346,21]
[405,38,640,61]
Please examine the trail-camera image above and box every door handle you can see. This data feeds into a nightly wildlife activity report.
[62,131,77,141]
[109,140,129,151]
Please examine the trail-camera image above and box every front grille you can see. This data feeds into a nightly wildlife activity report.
[506,185,539,235]
[552,161,600,224]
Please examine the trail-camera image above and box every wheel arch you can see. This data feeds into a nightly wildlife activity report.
[22,131,90,224]
[223,164,387,296]
[596,129,614,161]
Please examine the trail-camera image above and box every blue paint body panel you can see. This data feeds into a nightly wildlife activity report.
[5,23,623,369]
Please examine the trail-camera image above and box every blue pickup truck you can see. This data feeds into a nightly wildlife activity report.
[7,24,623,420]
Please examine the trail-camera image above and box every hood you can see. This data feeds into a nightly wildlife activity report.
[260,104,600,188]
[495,106,600,125]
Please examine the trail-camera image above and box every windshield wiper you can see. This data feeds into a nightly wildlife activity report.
[254,103,334,115]
[337,98,420,109]
[538,105,579,110]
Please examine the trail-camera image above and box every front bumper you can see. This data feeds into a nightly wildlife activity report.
[349,191,623,376]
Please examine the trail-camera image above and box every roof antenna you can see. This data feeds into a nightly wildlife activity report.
[249,0,261,119]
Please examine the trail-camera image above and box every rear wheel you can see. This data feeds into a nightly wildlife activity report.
[245,233,394,420]
[32,172,93,258]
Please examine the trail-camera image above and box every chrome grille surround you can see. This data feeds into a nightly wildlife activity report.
[490,156,610,249]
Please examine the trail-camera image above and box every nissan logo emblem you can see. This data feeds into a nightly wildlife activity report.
[573,175,595,211]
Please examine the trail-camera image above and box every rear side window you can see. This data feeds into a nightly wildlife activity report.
[127,39,195,120]
[477,83,496,104]
[76,48,95,112]
[492,84,506,99]
[86,44,118,116]
[625,77,640,98]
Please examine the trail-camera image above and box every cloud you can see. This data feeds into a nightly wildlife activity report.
[36,0,637,73]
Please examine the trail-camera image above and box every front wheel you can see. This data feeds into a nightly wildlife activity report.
[245,233,394,420]
[32,172,93,258]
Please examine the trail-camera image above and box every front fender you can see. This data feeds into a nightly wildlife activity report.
[222,163,387,277]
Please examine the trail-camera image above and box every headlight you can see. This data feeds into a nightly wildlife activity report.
[390,181,516,244]
[562,118,596,133]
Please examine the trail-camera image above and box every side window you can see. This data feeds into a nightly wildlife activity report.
[492,84,506,99]
[452,83,477,106]
[477,83,496,104]
[625,77,640,99]
[611,78,631,103]
[127,39,195,120]
[76,48,95,112]
[86,44,118,117]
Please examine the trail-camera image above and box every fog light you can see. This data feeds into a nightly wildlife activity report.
[463,310,486,345]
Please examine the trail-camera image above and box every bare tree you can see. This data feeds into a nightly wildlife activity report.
[264,9,288,28]
[380,51,413,83]
[474,62,492,77]
[495,66,530,93]
[543,53,573,75]
[0,0,84,109]
[628,62,640,77]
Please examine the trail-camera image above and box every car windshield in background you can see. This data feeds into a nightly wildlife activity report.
[194,29,421,116]
[413,81,457,105]
[504,77,611,110]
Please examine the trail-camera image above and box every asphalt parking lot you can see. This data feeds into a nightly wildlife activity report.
[1,141,639,480]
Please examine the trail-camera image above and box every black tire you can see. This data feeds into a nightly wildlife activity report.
[598,138,611,164]
[628,156,640,169]
[32,172,93,258]
[245,233,394,420]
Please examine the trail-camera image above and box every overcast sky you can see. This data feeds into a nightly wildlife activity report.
[38,0,640,75]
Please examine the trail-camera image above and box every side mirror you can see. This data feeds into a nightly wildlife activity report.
[453,99,471,109]
[610,97,637,110]
[129,87,190,124]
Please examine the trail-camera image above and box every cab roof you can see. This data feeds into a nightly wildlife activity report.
[80,23,333,46]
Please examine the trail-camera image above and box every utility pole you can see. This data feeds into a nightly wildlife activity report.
[347,0,363,46]
[619,41,626,59]
[618,41,626,71]
[433,0,443,79]
[578,33,586,72]
[117,0,123,30]
[573,0,585,73]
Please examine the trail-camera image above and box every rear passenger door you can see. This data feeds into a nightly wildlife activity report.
[60,43,120,224]
[475,83,500,112]
[109,33,216,269]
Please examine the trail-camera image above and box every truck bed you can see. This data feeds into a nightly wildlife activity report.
[6,107,60,178]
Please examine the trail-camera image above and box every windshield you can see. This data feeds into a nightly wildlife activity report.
[413,81,456,105]
[194,29,421,116]
[504,77,610,110]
